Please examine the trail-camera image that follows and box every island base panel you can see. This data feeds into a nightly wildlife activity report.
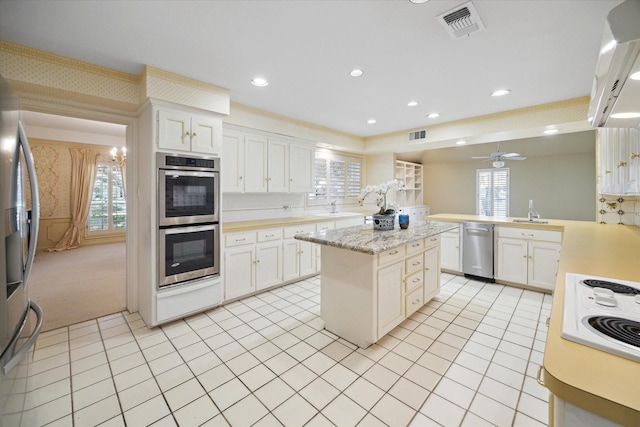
[320,246,377,348]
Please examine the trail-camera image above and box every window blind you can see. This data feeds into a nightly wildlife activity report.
[477,168,509,217]
[308,152,362,204]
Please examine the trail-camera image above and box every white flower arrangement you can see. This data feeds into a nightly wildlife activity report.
[358,179,405,215]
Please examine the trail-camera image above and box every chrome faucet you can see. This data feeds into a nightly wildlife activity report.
[528,199,540,221]
[330,200,337,213]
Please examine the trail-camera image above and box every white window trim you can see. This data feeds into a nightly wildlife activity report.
[308,150,362,207]
[476,168,510,217]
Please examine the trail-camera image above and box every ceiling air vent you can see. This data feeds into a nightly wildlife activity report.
[437,1,485,39]
[408,129,427,143]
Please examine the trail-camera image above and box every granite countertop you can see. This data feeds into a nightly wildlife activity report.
[294,220,458,255]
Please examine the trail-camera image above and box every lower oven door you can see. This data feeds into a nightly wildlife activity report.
[158,223,219,288]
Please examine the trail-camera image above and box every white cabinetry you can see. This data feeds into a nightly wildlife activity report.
[321,236,442,348]
[496,227,562,291]
[283,224,316,281]
[400,205,430,223]
[440,225,462,273]
[223,228,283,300]
[158,108,221,155]
[222,128,314,193]
[597,128,640,195]
[396,160,423,206]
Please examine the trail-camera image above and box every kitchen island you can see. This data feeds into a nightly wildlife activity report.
[295,221,457,348]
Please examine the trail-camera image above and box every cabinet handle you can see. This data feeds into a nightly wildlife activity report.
[528,255,533,259]
[185,131,190,136]
[192,132,197,137]
[412,262,421,266]
[430,238,437,241]
[412,298,421,305]
[412,278,420,283]
[545,317,550,327]
[236,238,246,242]
[631,153,639,159]
[239,176,243,180]
[389,250,399,255]
[618,161,627,168]
[523,255,527,259]
[536,365,546,387]
[290,178,293,181]
[521,233,534,237]
[265,234,274,238]
[605,170,611,174]
[425,267,430,271]
[412,243,420,247]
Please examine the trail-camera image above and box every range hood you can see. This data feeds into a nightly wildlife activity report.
[588,0,640,129]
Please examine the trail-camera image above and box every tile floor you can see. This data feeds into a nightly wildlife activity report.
[24,273,553,426]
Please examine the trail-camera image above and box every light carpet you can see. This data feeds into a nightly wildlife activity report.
[28,242,127,332]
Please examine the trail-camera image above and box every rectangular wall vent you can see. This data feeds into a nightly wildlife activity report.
[437,1,485,39]
[408,129,427,143]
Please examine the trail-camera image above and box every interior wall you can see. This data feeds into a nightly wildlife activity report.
[421,136,596,221]
[30,138,126,250]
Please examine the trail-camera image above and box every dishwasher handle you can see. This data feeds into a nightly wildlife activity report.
[465,226,490,232]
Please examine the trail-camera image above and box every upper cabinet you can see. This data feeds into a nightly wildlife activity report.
[396,160,423,206]
[158,108,222,155]
[222,128,314,194]
[597,128,639,195]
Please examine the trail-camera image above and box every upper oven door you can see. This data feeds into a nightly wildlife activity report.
[158,170,219,226]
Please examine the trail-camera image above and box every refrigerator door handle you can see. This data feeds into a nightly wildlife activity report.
[2,300,43,375]
[18,121,40,286]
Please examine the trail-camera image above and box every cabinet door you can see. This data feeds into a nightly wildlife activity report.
[440,231,461,272]
[267,139,289,192]
[158,109,191,152]
[289,143,315,193]
[244,134,268,193]
[377,262,405,338]
[255,242,282,291]
[298,240,315,277]
[282,239,300,282]
[224,246,255,300]
[528,241,561,291]
[423,246,440,302]
[496,238,528,285]
[191,114,221,155]
[222,131,245,192]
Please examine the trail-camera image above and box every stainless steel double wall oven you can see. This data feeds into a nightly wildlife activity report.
[157,152,220,288]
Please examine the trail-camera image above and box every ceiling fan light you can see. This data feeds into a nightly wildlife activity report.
[493,160,504,168]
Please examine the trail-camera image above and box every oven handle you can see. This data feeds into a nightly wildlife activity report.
[160,223,217,234]
[160,170,217,179]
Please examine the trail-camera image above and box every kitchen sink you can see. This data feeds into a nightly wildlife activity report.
[512,219,549,224]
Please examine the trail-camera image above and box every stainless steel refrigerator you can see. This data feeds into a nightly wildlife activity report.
[0,74,43,426]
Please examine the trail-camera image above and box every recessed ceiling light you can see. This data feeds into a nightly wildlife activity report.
[350,69,364,77]
[456,140,466,145]
[427,113,440,119]
[491,89,511,97]
[367,119,376,124]
[630,71,640,80]
[409,0,429,3]
[251,77,269,87]
[408,101,418,107]
[543,129,559,135]
[610,112,640,119]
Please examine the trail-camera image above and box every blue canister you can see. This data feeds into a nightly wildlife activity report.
[399,214,409,229]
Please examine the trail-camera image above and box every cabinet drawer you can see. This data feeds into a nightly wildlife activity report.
[405,270,423,293]
[405,286,424,317]
[378,247,404,266]
[425,234,440,249]
[406,239,424,255]
[405,253,424,276]
[498,226,561,243]
[284,223,315,239]
[225,232,256,247]
[257,228,282,242]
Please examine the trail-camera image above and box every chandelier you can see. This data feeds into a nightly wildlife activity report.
[111,146,126,167]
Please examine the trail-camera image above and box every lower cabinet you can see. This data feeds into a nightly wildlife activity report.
[283,224,316,282]
[495,227,562,291]
[440,225,462,273]
[377,261,405,338]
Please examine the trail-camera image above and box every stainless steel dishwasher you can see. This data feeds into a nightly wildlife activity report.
[462,222,495,282]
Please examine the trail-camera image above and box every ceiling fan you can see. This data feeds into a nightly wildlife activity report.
[472,143,527,168]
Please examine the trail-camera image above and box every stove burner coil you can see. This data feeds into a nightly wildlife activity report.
[580,279,640,295]
[586,316,640,348]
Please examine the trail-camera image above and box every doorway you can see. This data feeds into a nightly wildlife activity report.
[22,111,130,331]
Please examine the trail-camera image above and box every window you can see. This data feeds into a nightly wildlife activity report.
[477,168,509,216]
[89,163,126,233]
[309,151,362,205]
